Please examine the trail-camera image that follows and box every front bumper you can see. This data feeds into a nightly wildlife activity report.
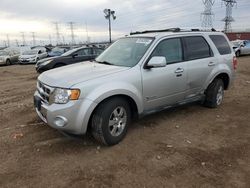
[34,90,97,135]
[0,60,6,65]
[19,59,37,64]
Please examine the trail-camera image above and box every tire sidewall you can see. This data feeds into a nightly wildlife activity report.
[93,98,131,145]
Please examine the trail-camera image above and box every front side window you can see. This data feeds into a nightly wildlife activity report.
[76,48,90,56]
[96,37,153,67]
[209,35,232,55]
[184,36,212,60]
[151,38,183,64]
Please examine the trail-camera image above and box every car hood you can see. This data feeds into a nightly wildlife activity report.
[38,61,130,88]
[37,56,57,64]
[20,55,37,59]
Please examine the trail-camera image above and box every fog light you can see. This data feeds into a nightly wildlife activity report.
[54,116,68,127]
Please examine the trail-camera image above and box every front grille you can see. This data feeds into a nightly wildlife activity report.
[37,81,53,104]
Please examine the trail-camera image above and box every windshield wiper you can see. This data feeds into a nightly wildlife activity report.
[95,60,114,65]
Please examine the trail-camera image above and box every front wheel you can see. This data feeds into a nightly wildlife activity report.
[235,50,240,57]
[6,59,11,66]
[91,97,131,146]
[204,79,224,108]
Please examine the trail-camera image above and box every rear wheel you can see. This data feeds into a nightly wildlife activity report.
[91,97,131,146]
[204,79,224,108]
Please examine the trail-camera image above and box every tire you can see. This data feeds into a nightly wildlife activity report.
[204,79,224,108]
[6,59,11,66]
[91,97,131,146]
[235,50,240,57]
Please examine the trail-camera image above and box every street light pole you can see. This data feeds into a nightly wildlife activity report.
[104,9,116,43]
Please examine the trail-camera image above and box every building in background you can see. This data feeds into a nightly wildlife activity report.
[226,32,250,41]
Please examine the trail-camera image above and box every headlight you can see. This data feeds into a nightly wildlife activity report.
[51,88,80,104]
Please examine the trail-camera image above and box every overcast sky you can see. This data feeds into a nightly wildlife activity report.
[0,0,250,46]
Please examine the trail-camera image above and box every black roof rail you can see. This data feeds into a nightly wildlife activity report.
[129,28,218,36]
[130,28,181,35]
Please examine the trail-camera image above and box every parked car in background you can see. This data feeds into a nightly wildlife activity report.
[231,40,250,57]
[47,47,70,57]
[19,49,47,64]
[0,49,20,65]
[35,46,104,73]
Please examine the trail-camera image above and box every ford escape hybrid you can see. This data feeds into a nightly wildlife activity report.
[34,28,236,145]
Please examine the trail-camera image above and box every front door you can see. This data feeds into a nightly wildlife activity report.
[142,37,187,111]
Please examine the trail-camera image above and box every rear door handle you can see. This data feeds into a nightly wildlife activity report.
[175,68,184,73]
[208,62,216,66]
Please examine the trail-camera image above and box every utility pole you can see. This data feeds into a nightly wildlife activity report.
[6,34,10,47]
[85,22,90,44]
[103,9,116,43]
[68,22,76,45]
[15,39,19,46]
[201,0,215,30]
[20,32,26,46]
[222,0,237,33]
[49,35,52,45]
[53,22,61,45]
[62,36,65,45]
[31,32,36,46]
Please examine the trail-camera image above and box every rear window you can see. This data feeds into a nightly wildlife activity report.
[183,36,212,60]
[209,35,231,55]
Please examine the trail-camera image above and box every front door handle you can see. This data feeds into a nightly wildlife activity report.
[208,62,216,66]
[175,68,184,74]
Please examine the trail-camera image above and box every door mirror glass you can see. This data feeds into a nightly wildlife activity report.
[147,56,166,68]
[72,53,78,58]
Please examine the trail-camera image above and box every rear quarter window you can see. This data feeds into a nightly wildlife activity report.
[183,36,212,61]
[209,35,232,55]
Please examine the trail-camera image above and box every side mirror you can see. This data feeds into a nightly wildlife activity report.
[146,56,166,68]
[72,54,78,58]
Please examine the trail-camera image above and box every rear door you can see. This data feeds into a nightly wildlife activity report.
[182,36,215,98]
[142,37,187,111]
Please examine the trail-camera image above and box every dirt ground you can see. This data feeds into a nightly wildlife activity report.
[0,57,250,188]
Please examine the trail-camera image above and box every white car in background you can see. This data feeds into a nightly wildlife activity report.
[19,49,47,64]
[231,40,250,57]
[0,50,20,65]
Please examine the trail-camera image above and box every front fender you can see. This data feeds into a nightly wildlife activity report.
[85,82,143,114]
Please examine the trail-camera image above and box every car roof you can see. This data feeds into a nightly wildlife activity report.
[127,29,224,40]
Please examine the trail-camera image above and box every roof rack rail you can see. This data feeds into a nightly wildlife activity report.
[130,28,181,35]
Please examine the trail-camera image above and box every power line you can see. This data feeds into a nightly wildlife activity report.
[222,0,237,33]
[53,22,61,45]
[20,32,26,46]
[31,32,36,46]
[68,22,76,45]
[201,0,215,30]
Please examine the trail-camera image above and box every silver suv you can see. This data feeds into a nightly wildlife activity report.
[34,29,237,145]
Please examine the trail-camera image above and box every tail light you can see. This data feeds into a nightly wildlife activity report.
[233,56,237,70]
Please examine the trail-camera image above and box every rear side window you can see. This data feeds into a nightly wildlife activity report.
[183,36,212,60]
[209,35,232,55]
[151,38,183,64]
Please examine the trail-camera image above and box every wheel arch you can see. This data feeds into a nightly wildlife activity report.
[86,94,140,133]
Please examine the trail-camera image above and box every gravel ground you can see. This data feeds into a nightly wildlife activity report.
[0,57,250,188]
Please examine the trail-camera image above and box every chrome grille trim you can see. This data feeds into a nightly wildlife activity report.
[37,81,54,104]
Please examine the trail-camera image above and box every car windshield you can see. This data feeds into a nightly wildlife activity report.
[51,47,65,53]
[95,37,154,67]
[0,51,8,56]
[61,48,77,56]
[22,50,38,55]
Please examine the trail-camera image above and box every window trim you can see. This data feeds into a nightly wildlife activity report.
[209,35,232,55]
[144,37,184,69]
[182,36,213,61]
